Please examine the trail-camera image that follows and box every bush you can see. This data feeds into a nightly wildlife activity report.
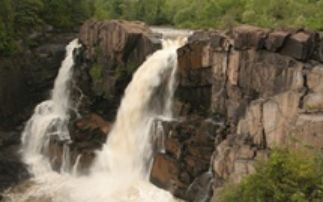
[218,148,323,202]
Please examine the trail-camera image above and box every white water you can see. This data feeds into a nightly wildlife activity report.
[6,38,185,202]
[20,39,80,176]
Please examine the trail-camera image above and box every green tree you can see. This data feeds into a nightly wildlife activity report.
[218,148,323,202]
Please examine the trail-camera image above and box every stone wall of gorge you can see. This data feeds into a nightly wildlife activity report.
[150,25,323,201]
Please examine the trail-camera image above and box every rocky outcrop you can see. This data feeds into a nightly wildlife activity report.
[48,113,111,174]
[68,23,323,201]
[77,20,161,120]
[167,25,323,201]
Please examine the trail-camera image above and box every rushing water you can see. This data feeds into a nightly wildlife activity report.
[20,39,80,177]
[5,37,186,202]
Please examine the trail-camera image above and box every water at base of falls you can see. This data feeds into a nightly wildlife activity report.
[4,38,185,202]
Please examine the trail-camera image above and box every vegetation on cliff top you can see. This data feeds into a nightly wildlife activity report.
[2,0,323,55]
[92,0,323,30]
[218,148,323,202]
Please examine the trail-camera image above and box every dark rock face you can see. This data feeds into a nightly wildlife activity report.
[0,130,29,194]
[0,32,77,129]
[150,117,226,200]
[280,31,316,60]
[0,31,76,194]
[48,113,111,174]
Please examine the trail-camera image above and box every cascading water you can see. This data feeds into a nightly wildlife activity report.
[5,37,185,202]
[21,39,80,176]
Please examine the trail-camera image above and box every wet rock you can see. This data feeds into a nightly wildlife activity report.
[185,171,213,202]
[46,113,111,174]
[150,117,223,199]
[0,130,29,193]
[150,154,183,194]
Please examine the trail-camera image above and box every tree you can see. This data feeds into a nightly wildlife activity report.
[218,148,323,202]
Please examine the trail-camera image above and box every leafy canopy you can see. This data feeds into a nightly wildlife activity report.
[218,148,323,202]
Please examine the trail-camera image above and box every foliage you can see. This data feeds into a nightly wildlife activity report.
[90,63,103,81]
[218,148,323,202]
[90,0,323,30]
[0,0,93,56]
[3,0,323,56]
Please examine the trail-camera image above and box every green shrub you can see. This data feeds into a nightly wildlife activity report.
[218,148,323,202]
[90,63,103,81]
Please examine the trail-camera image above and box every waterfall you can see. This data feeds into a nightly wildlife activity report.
[92,40,179,176]
[21,39,81,176]
[6,38,185,202]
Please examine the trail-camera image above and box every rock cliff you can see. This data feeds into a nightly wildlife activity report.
[72,22,323,201]
[2,20,323,202]
[153,25,323,201]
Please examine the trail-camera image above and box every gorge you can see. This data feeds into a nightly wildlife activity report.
[1,20,323,202]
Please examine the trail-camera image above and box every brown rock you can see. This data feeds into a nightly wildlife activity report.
[177,41,209,72]
[280,31,315,60]
[263,91,301,147]
[227,50,240,86]
[289,114,323,149]
[232,160,255,183]
[238,50,304,97]
[237,101,265,147]
[150,154,185,195]
[237,145,256,160]
[75,113,112,135]
[233,25,269,50]
[265,31,290,52]
[151,118,218,199]
[79,20,160,103]
[307,65,323,92]
[164,138,181,159]
[303,93,323,111]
